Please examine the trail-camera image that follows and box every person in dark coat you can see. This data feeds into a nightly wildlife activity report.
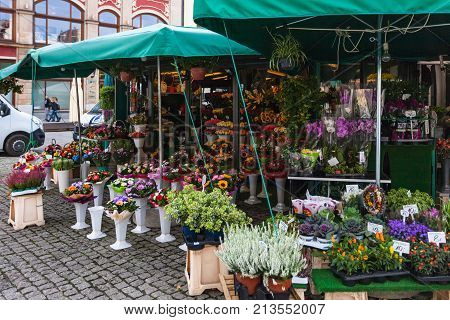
[49,97,61,122]
[44,96,52,122]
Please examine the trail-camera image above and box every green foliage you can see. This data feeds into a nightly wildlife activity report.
[383,79,427,104]
[343,207,361,220]
[0,77,23,95]
[51,158,74,171]
[264,213,299,232]
[387,188,434,213]
[99,86,115,110]
[340,217,365,238]
[269,33,306,71]
[442,201,450,233]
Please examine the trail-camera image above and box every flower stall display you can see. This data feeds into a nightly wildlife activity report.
[105,196,139,250]
[91,147,111,172]
[125,179,156,234]
[87,206,106,240]
[62,182,94,230]
[110,178,134,197]
[112,139,135,168]
[51,158,74,193]
[5,168,45,197]
[204,139,233,168]
[204,118,220,143]
[129,131,146,162]
[149,189,175,243]
[128,113,148,132]
[86,171,112,207]
[362,184,386,216]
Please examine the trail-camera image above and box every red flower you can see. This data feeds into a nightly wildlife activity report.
[156,194,163,201]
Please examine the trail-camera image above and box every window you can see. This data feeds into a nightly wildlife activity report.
[99,10,119,37]
[0,0,14,41]
[36,80,71,110]
[34,0,83,45]
[132,14,163,29]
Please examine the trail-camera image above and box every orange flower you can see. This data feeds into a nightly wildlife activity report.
[363,255,368,261]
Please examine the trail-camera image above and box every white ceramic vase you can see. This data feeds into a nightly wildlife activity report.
[87,206,106,240]
[132,198,150,234]
[107,184,115,200]
[110,217,132,250]
[272,177,288,212]
[155,207,175,243]
[134,124,147,133]
[72,202,90,230]
[80,161,90,181]
[44,167,52,190]
[92,181,106,207]
[245,174,261,205]
[57,170,70,193]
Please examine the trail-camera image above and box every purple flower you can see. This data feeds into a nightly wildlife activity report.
[387,219,431,242]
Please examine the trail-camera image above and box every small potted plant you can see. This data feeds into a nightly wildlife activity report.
[315,221,337,245]
[269,33,306,71]
[341,217,365,240]
[86,171,112,207]
[110,177,134,197]
[62,182,94,230]
[105,196,138,250]
[125,179,156,234]
[149,188,175,243]
[99,86,115,123]
[128,113,148,133]
[299,223,315,242]
[51,157,74,193]
[91,147,111,172]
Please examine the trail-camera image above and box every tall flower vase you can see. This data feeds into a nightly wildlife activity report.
[107,184,115,200]
[257,176,271,198]
[154,178,170,190]
[81,161,90,181]
[240,176,250,193]
[272,177,288,212]
[442,158,450,193]
[92,181,107,207]
[133,138,145,162]
[57,170,70,193]
[110,217,132,250]
[87,206,106,240]
[72,202,90,230]
[245,174,261,205]
[132,198,150,234]
[155,207,175,243]
[44,167,52,190]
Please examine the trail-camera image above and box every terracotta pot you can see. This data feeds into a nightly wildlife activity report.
[191,67,206,81]
[235,273,262,295]
[267,277,292,293]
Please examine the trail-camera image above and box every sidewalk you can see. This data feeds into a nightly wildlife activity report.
[34,111,74,132]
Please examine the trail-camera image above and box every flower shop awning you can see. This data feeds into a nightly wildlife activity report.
[0,24,259,80]
[193,0,450,62]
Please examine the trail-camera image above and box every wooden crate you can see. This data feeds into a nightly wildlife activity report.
[9,192,45,230]
[219,274,306,300]
[309,255,329,295]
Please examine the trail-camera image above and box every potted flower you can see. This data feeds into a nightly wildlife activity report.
[112,139,135,169]
[51,157,74,193]
[211,170,242,203]
[314,221,337,245]
[117,163,134,178]
[128,113,148,132]
[340,217,365,240]
[269,33,306,71]
[409,236,448,282]
[86,171,112,207]
[387,219,431,242]
[100,86,115,122]
[110,177,134,197]
[105,196,138,250]
[299,223,315,242]
[62,182,94,230]
[149,189,175,243]
[5,168,45,197]
[125,179,156,234]
[91,147,111,172]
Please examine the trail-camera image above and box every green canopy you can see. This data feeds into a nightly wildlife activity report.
[0,24,259,80]
[194,0,450,61]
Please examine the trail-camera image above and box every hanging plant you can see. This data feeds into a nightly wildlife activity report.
[269,33,306,71]
[99,86,115,110]
[0,77,23,95]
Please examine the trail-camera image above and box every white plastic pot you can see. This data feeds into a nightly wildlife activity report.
[107,184,115,200]
[110,217,132,250]
[57,170,70,193]
[80,161,90,181]
[87,206,106,240]
[272,177,288,212]
[72,202,90,230]
[245,174,261,205]
[44,167,52,190]
[155,207,175,243]
[131,198,150,234]
[92,182,106,207]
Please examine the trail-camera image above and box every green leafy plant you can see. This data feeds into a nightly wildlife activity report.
[99,86,115,110]
[343,207,361,220]
[51,158,74,171]
[0,77,23,95]
[269,33,306,71]
[442,201,450,233]
[340,217,365,238]
[387,188,434,213]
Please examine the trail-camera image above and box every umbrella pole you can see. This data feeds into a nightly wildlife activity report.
[375,16,383,186]
[157,56,163,189]
[74,69,83,166]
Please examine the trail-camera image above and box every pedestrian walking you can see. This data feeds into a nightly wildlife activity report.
[44,96,52,122]
[49,97,61,122]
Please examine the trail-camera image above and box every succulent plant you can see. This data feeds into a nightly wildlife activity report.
[341,217,365,237]
[299,223,315,236]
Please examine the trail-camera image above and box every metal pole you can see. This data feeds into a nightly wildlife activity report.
[157,56,163,189]
[74,69,83,164]
[375,15,383,185]
[232,72,240,170]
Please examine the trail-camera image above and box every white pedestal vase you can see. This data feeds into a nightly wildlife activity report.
[132,198,150,234]
[92,181,107,207]
[272,177,288,212]
[44,167,52,190]
[171,181,182,191]
[245,174,261,205]
[240,177,250,193]
[87,206,106,240]
[179,243,188,251]
[133,138,145,162]
[110,217,132,250]
[257,176,271,198]
[72,202,90,230]
[80,161,90,181]
[134,124,147,133]
[155,207,175,243]
[107,184,115,200]
[57,170,70,193]
[154,178,170,190]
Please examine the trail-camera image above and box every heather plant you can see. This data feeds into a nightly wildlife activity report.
[5,169,45,192]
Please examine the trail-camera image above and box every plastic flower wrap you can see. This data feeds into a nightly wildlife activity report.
[86,171,111,184]
[105,195,138,221]
[148,189,169,208]
[125,179,156,198]
[63,182,94,203]
[111,177,134,193]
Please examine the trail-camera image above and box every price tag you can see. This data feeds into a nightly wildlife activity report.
[367,222,383,234]
[403,204,419,214]
[427,232,446,245]
[279,221,289,233]
[404,110,416,118]
[393,240,410,255]
[45,154,52,160]
[424,119,430,135]
[359,151,366,164]
[346,185,359,193]
[327,157,339,167]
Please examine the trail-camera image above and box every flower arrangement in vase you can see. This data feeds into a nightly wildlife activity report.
[63,182,94,230]
[51,157,74,193]
[125,179,156,234]
[110,177,134,195]
[112,139,135,165]
[149,188,175,243]
[128,113,148,132]
[91,147,111,172]
[86,171,112,206]
[105,196,139,250]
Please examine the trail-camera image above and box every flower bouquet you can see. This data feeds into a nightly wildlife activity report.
[5,168,45,196]
[111,120,129,139]
[132,162,153,179]
[91,147,111,172]
[125,179,156,234]
[110,177,134,196]
[63,182,94,230]
[86,171,112,206]
[149,189,175,243]
[105,195,139,250]
[128,113,148,132]
[211,170,242,202]
[92,124,113,140]
[112,139,135,165]
[117,163,134,178]
[362,184,386,216]
[183,170,208,190]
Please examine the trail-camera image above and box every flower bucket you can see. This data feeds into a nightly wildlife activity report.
[81,161,90,181]
[235,273,262,296]
[190,67,206,81]
[87,206,106,240]
[131,198,150,234]
[134,124,147,133]
[155,207,175,243]
[57,170,70,193]
[44,167,52,190]
[133,137,145,148]
[110,217,132,250]
[72,202,90,230]
[257,176,271,198]
[244,174,261,205]
[267,277,292,293]
[272,177,288,212]
[92,182,106,207]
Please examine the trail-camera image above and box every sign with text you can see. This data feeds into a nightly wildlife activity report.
[367,222,383,234]
[427,232,446,245]
[393,240,410,255]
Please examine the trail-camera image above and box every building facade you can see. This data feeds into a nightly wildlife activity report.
[0,0,186,113]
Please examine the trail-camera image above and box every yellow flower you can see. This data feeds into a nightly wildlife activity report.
[389,246,394,254]
[331,235,335,243]
[223,174,231,179]
[217,180,228,190]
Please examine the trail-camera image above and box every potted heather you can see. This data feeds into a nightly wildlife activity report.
[125,179,156,234]
[86,171,112,207]
[5,169,45,197]
[149,188,175,243]
[128,113,148,132]
[62,182,94,230]
[299,223,315,242]
[105,196,138,250]
[51,157,74,193]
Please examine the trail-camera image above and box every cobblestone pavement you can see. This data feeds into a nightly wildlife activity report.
[0,156,225,300]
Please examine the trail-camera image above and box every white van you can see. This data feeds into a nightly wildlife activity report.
[0,95,45,156]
